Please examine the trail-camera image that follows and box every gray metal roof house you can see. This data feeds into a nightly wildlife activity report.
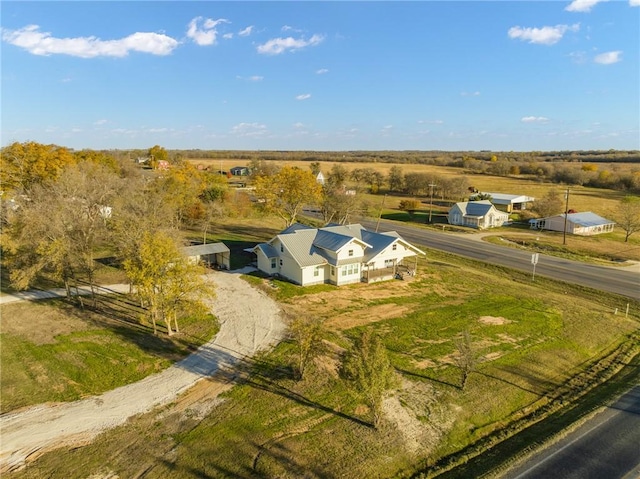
[252,224,424,286]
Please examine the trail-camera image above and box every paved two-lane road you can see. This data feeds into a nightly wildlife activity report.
[500,385,640,479]
[365,219,639,300]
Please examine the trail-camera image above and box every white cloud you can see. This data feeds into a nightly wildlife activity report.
[418,119,444,125]
[631,0,640,6]
[231,122,267,137]
[94,119,108,125]
[565,0,607,12]
[223,33,233,40]
[257,34,324,55]
[316,68,329,74]
[2,24,179,57]
[594,50,622,64]
[236,75,264,82]
[508,23,580,45]
[296,93,311,100]
[239,26,254,37]
[461,91,480,96]
[521,116,550,123]
[186,16,229,46]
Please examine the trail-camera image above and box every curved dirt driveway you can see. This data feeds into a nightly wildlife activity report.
[0,268,286,472]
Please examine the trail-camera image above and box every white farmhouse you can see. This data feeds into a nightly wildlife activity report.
[447,200,510,229]
[253,223,424,286]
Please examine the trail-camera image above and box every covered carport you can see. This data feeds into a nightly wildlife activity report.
[181,243,231,270]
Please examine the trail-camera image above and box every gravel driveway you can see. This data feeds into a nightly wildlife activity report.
[0,268,286,472]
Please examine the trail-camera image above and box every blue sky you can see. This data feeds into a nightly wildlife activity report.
[1,1,639,151]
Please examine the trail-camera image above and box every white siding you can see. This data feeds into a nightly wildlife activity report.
[301,265,328,286]
[336,242,367,262]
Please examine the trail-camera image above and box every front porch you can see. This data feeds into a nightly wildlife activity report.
[361,260,418,283]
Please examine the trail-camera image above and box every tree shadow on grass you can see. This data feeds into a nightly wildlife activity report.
[395,366,460,390]
[61,293,202,362]
[242,356,373,429]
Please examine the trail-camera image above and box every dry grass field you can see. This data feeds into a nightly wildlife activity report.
[187,157,633,215]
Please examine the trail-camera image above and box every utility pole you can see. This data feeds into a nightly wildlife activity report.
[563,187,570,246]
[428,184,437,224]
[375,194,387,232]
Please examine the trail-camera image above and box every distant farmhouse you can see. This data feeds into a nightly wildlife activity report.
[471,192,535,213]
[530,212,615,236]
[253,223,424,286]
[230,166,249,176]
[316,171,325,185]
[448,200,510,229]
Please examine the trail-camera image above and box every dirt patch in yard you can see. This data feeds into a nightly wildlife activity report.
[0,302,93,345]
[479,316,512,325]
[326,303,412,330]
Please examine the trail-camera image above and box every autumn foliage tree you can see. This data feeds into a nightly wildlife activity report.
[254,166,322,227]
[0,141,76,193]
[123,230,213,335]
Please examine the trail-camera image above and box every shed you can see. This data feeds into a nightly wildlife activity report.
[230,166,249,176]
[529,212,615,236]
[471,192,535,213]
[181,243,231,270]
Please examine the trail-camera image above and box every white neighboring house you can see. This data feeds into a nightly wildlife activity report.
[471,192,535,213]
[529,212,615,236]
[253,223,425,286]
[316,171,325,185]
[448,200,510,229]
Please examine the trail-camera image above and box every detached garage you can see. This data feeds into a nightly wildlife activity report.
[181,243,231,270]
[529,212,615,236]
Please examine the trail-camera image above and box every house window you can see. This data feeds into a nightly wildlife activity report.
[348,249,354,257]
[385,259,394,268]
[271,258,277,269]
[314,266,320,277]
[280,244,284,252]
[341,266,348,276]
[279,259,283,266]
[392,244,397,251]
[331,267,335,276]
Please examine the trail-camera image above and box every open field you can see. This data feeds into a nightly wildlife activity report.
[7,241,639,479]
[0,296,219,413]
[187,157,634,215]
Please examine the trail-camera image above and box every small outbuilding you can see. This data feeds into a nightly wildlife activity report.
[230,166,249,176]
[471,192,535,213]
[181,243,231,270]
[529,212,615,236]
[448,200,510,229]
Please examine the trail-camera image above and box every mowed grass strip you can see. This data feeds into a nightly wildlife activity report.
[0,298,219,413]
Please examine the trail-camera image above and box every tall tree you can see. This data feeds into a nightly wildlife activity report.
[342,329,397,428]
[612,196,640,242]
[387,166,404,192]
[531,190,564,218]
[254,166,322,227]
[2,162,120,305]
[289,317,327,380]
[148,145,168,169]
[0,141,75,193]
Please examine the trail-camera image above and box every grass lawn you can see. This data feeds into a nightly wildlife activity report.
[0,296,219,413]
[10,249,639,479]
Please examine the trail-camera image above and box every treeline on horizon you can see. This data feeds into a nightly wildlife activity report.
[126,148,640,164]
[2,142,640,193]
